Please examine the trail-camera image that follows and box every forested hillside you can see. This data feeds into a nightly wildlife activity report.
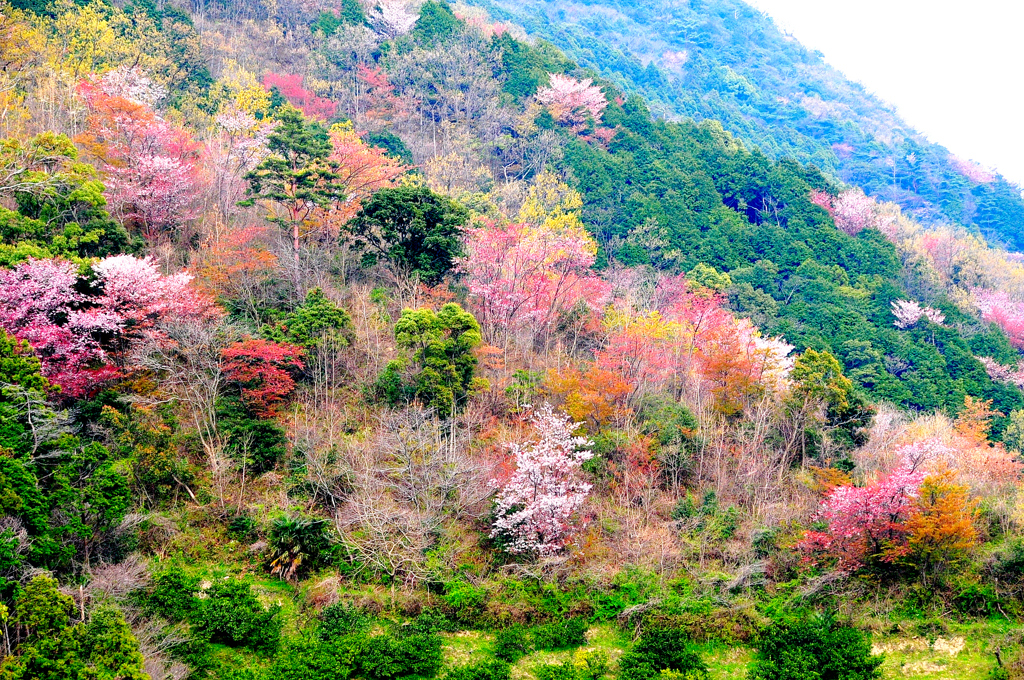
[0,1,1023,679]
[462,0,1024,251]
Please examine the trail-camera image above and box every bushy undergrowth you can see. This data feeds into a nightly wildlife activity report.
[748,614,882,680]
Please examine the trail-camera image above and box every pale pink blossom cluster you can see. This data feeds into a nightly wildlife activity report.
[977,356,1024,388]
[973,288,1024,348]
[536,74,608,131]
[96,65,167,108]
[92,255,219,332]
[892,438,956,471]
[461,220,610,338]
[490,404,594,556]
[810,188,879,236]
[891,299,945,329]
[208,107,277,215]
[949,155,996,184]
[105,154,197,238]
[368,0,417,38]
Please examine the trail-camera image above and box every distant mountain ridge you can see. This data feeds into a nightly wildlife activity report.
[463,0,1024,250]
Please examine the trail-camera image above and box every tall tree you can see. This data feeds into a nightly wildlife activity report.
[490,404,594,556]
[343,185,468,288]
[243,106,342,273]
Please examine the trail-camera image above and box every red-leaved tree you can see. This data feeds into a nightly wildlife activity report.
[221,339,305,417]
[263,73,337,122]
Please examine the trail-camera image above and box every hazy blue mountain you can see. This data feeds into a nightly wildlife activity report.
[467,0,1024,249]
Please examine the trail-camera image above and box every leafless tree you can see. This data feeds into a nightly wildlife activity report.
[335,407,494,585]
[134,319,237,508]
[0,383,72,456]
[85,555,150,603]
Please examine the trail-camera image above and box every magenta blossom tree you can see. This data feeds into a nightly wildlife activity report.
[0,256,219,398]
[0,259,115,397]
[490,403,594,556]
[799,465,925,573]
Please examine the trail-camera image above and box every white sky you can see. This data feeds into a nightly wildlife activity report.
[745,0,1024,186]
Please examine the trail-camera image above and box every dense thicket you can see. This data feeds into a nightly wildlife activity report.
[0,1,1022,679]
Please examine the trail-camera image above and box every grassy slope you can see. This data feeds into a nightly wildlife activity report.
[440,623,1009,680]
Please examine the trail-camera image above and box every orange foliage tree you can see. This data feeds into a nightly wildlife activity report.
[198,224,280,324]
[544,364,631,430]
[316,123,410,233]
[906,470,979,582]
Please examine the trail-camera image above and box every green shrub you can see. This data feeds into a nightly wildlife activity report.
[993,539,1024,580]
[535,662,578,680]
[444,580,488,621]
[357,633,443,680]
[531,617,588,650]
[953,583,1001,617]
[0,605,147,680]
[218,396,289,473]
[751,528,780,558]
[319,601,370,640]
[227,514,258,541]
[445,659,512,680]
[268,635,357,680]
[404,610,458,635]
[618,627,709,680]
[748,615,882,680]
[576,650,609,680]
[494,624,531,662]
[144,566,200,621]
[194,580,282,653]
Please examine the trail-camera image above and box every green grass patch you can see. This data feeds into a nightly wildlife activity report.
[871,620,1008,680]
[698,643,754,679]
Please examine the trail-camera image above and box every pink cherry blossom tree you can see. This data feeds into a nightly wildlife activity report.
[490,404,594,556]
[0,259,114,397]
[79,71,200,241]
[262,73,337,122]
[811,188,878,236]
[891,299,945,329]
[800,464,925,573]
[0,256,219,398]
[536,74,608,132]
[949,155,995,184]
[461,220,610,343]
[91,254,220,348]
[977,356,1024,388]
[974,288,1024,348]
[206,106,278,219]
[368,0,417,38]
